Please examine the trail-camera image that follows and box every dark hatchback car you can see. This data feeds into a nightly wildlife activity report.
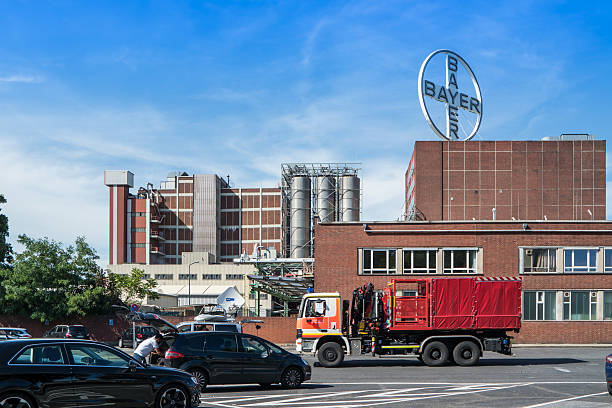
[43,324,91,339]
[0,339,200,408]
[118,325,160,348]
[162,331,311,390]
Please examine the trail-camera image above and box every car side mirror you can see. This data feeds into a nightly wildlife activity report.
[261,350,269,358]
[128,360,138,372]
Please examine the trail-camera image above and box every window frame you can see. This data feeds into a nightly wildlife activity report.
[442,248,478,274]
[562,290,598,321]
[522,290,557,321]
[563,248,598,273]
[520,247,558,274]
[362,248,397,275]
[402,248,437,274]
[604,248,612,273]
[9,344,68,366]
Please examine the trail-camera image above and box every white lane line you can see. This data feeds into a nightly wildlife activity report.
[306,381,603,385]
[553,367,570,373]
[521,391,608,408]
[238,389,373,406]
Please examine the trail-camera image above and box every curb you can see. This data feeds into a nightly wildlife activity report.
[513,344,612,347]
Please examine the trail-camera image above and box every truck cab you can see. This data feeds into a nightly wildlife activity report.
[296,293,343,354]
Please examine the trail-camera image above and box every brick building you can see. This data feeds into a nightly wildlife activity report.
[314,137,611,343]
[105,171,282,265]
[405,138,606,221]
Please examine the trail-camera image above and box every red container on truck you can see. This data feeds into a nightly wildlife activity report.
[296,277,521,367]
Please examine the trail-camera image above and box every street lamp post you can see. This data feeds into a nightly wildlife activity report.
[188,261,199,306]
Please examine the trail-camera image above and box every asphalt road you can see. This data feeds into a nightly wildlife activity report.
[198,347,611,408]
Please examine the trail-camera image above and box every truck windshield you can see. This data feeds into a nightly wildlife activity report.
[298,298,307,317]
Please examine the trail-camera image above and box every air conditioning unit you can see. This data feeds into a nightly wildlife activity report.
[525,249,533,256]
[563,292,570,298]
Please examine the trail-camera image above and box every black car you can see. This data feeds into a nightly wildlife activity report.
[43,324,91,339]
[0,338,200,408]
[162,331,311,390]
[118,325,161,348]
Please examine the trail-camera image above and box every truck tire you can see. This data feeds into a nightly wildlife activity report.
[317,342,344,367]
[452,340,480,366]
[421,341,449,367]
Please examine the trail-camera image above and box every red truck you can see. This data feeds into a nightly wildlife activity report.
[296,277,521,367]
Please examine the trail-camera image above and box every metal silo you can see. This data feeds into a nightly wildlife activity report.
[290,176,311,258]
[316,176,336,223]
[340,175,360,221]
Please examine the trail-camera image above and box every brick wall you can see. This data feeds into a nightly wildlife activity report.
[313,220,612,344]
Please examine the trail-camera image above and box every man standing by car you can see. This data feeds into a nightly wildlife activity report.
[133,333,163,364]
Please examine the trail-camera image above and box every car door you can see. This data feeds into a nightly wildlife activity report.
[202,333,243,384]
[238,335,278,383]
[66,343,152,408]
[8,343,79,407]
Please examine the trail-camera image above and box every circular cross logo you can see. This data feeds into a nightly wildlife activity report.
[418,49,482,141]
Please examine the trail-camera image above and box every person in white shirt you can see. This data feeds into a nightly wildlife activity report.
[133,333,163,364]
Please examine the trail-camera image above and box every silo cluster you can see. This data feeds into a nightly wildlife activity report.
[287,170,360,259]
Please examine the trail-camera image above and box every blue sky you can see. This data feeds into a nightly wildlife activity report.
[0,1,610,266]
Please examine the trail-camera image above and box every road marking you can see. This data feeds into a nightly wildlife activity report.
[553,367,570,373]
[521,391,608,407]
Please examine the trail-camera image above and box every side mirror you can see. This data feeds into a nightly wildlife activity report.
[128,360,138,372]
[261,350,269,358]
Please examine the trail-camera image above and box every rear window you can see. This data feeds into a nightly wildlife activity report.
[12,345,65,365]
[69,326,88,334]
[215,324,238,332]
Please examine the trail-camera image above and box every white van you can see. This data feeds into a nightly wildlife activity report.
[176,321,241,333]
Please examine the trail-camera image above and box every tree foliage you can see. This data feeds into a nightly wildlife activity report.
[0,194,12,268]
[0,235,159,322]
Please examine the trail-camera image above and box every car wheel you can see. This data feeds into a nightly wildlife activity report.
[118,338,123,348]
[280,367,303,389]
[421,341,449,367]
[155,384,188,408]
[317,342,344,367]
[188,368,208,391]
[452,341,480,367]
[0,393,36,408]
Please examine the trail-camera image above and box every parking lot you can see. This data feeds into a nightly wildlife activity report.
[198,347,611,408]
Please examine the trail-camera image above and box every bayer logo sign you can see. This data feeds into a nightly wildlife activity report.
[417,50,483,141]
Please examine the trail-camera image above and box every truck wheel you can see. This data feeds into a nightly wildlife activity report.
[317,342,344,367]
[421,341,449,367]
[452,341,480,366]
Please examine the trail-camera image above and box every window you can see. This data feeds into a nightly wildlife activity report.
[154,274,173,280]
[202,274,222,280]
[204,334,237,352]
[605,249,612,273]
[67,344,130,367]
[403,249,436,274]
[562,291,597,320]
[604,292,612,320]
[304,299,336,318]
[215,324,239,332]
[523,291,556,320]
[363,249,397,274]
[240,336,268,354]
[522,248,557,273]
[131,227,146,232]
[11,345,65,365]
[249,291,268,300]
[178,274,197,280]
[564,249,597,272]
[443,249,477,274]
[226,274,243,280]
[132,243,146,248]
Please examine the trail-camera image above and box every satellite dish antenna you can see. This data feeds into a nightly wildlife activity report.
[216,287,245,312]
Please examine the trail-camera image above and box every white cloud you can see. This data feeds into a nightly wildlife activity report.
[0,74,44,83]
[0,139,109,266]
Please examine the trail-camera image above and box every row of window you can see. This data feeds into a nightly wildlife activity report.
[150,274,244,281]
[360,247,612,275]
[522,248,612,273]
[361,248,478,275]
[523,290,612,321]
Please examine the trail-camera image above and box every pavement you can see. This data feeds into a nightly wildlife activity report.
[197,347,612,408]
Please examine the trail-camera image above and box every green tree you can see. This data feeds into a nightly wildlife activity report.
[108,268,159,305]
[0,194,12,268]
[1,235,116,322]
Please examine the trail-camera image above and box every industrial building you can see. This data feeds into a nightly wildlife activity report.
[314,137,612,344]
[104,164,362,316]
